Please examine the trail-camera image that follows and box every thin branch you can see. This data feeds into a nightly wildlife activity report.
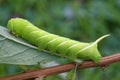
[0,53,120,80]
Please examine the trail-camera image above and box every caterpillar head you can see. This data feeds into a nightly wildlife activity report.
[7,18,33,35]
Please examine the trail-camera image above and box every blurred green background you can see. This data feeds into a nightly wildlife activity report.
[0,0,120,80]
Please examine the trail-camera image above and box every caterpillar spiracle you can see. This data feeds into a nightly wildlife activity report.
[7,18,109,63]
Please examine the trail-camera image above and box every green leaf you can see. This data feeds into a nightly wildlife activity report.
[35,77,44,80]
[0,26,69,65]
[66,69,76,80]
[66,63,80,80]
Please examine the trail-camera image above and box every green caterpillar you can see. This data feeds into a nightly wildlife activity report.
[7,18,109,63]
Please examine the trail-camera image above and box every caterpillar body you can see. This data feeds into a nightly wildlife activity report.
[7,18,109,63]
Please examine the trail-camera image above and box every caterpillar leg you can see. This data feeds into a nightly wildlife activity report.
[74,59,83,64]
[9,31,19,37]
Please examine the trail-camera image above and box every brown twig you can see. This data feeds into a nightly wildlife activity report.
[0,53,120,80]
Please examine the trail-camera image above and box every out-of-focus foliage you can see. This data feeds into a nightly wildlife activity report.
[0,0,120,80]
